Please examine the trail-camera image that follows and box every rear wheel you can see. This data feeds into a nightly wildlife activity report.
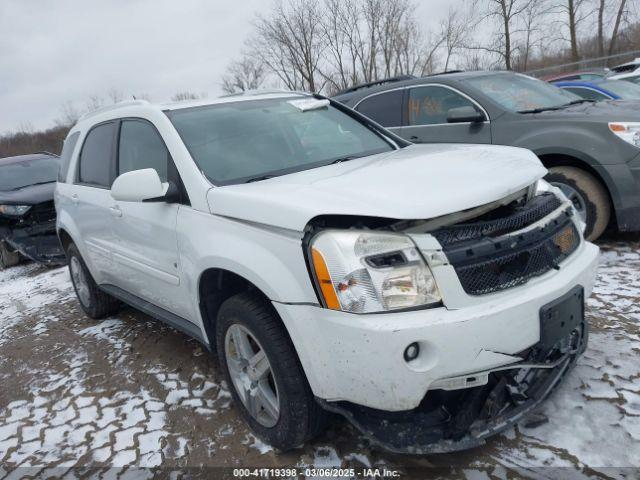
[216,292,328,451]
[0,241,21,270]
[546,166,611,241]
[66,243,120,319]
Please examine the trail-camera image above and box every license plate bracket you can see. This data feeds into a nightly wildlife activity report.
[539,286,584,351]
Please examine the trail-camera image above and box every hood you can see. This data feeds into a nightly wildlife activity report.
[533,100,640,121]
[207,144,546,231]
[0,182,56,205]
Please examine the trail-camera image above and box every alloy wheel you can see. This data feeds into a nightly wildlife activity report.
[224,324,280,427]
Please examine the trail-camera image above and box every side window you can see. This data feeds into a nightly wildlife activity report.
[356,90,404,127]
[78,122,116,187]
[563,87,609,101]
[58,132,80,183]
[407,86,478,126]
[118,120,168,182]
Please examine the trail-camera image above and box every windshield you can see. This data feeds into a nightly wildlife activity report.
[167,97,395,185]
[465,73,582,112]
[600,79,640,99]
[0,157,59,191]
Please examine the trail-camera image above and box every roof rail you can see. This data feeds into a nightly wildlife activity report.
[335,75,416,96]
[35,151,59,157]
[428,69,464,77]
[78,99,150,121]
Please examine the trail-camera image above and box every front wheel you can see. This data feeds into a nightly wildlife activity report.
[216,292,328,451]
[546,166,611,241]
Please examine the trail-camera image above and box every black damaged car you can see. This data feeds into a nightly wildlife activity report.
[0,153,65,268]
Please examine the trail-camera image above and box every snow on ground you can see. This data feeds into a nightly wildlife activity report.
[0,237,639,478]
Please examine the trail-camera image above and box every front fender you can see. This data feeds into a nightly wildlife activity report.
[177,208,318,309]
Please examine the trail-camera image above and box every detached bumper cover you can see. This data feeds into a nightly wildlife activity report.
[318,319,588,454]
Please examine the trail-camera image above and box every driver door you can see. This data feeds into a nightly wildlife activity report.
[399,85,491,144]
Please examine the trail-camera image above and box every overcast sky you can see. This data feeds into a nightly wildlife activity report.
[0,0,459,134]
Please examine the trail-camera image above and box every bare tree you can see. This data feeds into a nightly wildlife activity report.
[518,0,552,70]
[251,0,326,92]
[171,92,202,101]
[472,0,539,70]
[85,95,105,113]
[609,0,631,55]
[55,101,82,128]
[107,88,125,104]
[440,8,467,71]
[221,56,267,94]
[553,0,592,61]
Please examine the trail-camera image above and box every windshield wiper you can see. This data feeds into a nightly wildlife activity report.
[245,174,278,183]
[328,155,360,165]
[517,106,564,114]
[519,98,597,114]
[564,99,596,106]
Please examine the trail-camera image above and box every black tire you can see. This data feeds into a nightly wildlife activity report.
[66,243,120,319]
[0,241,21,270]
[216,292,329,451]
[546,166,611,241]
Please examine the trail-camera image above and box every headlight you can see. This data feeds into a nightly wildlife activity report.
[0,205,31,217]
[309,231,441,313]
[609,122,640,148]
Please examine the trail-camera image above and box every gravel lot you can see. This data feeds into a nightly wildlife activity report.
[0,236,639,479]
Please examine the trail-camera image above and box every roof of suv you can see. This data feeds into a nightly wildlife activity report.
[73,91,310,130]
[332,70,507,106]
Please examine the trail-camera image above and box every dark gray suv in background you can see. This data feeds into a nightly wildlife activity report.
[333,71,640,240]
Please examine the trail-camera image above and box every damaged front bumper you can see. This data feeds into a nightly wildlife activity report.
[319,317,588,454]
[0,218,65,266]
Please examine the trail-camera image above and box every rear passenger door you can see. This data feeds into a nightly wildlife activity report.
[400,85,491,144]
[72,121,119,284]
[108,119,190,317]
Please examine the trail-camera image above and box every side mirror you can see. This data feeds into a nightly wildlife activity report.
[111,169,167,203]
[447,106,485,124]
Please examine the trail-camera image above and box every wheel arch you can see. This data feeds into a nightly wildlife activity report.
[197,267,281,350]
[536,150,619,227]
[57,228,74,253]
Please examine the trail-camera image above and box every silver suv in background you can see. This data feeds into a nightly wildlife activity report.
[55,93,599,453]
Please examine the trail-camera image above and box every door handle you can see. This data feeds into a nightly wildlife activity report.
[409,136,420,142]
[109,206,123,218]
[71,194,79,205]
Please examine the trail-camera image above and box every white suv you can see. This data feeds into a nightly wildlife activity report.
[55,93,599,453]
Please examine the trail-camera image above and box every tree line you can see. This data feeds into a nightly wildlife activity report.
[3,0,638,157]
[221,0,639,94]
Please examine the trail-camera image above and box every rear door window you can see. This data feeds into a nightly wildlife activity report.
[356,90,404,127]
[78,122,116,187]
[407,86,478,126]
[118,120,169,182]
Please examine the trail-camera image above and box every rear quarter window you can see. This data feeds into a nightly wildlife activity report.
[58,132,81,183]
[356,90,404,127]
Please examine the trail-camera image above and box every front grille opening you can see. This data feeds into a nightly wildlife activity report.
[433,193,562,247]
[435,194,578,296]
